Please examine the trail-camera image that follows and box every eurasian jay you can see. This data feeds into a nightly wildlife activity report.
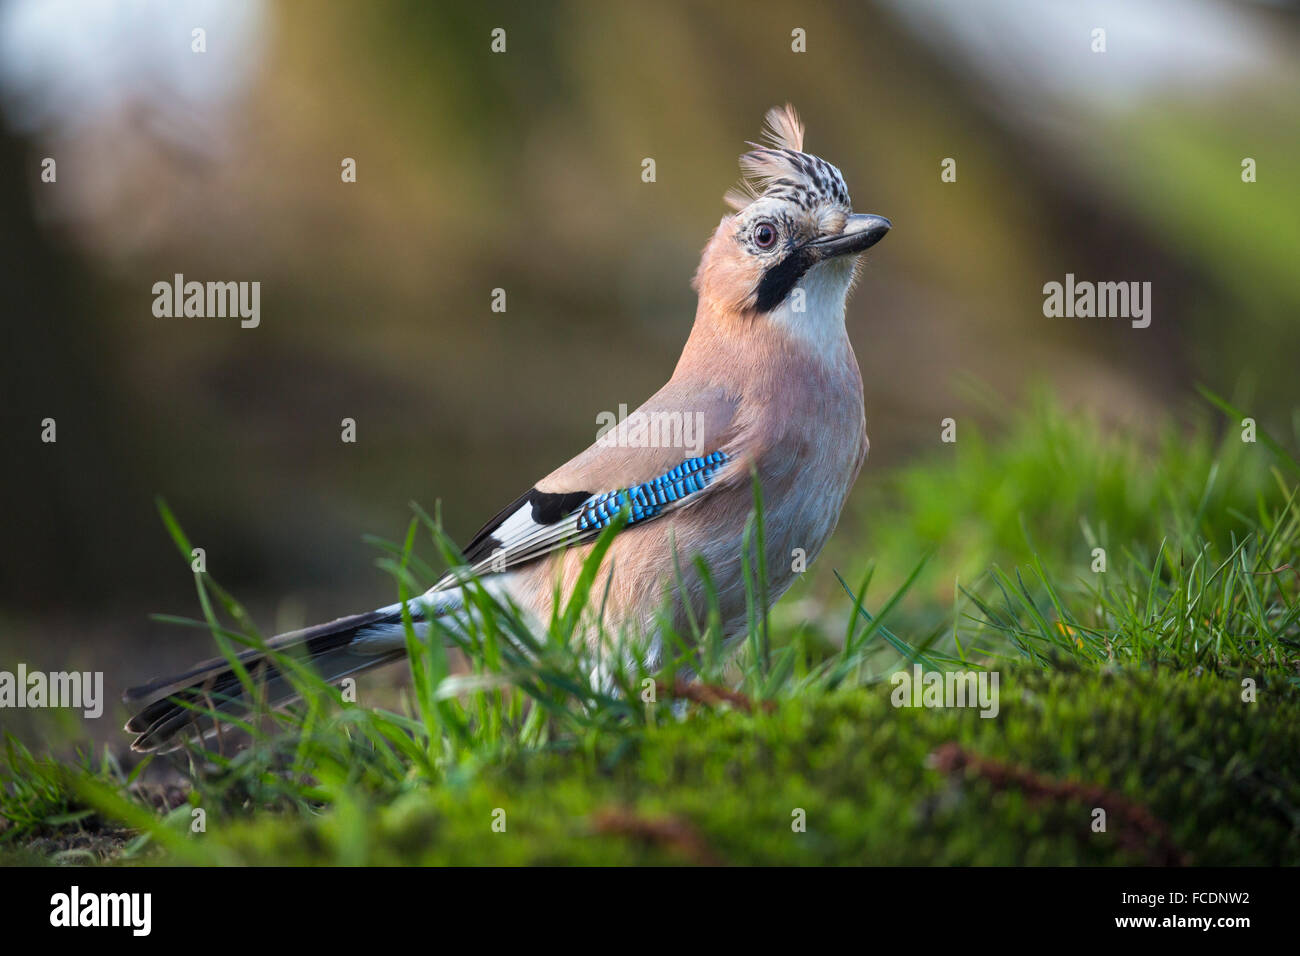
[124,105,891,751]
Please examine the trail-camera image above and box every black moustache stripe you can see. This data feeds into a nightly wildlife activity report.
[753,246,816,313]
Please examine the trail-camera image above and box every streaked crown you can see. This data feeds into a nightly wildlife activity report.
[724,105,851,214]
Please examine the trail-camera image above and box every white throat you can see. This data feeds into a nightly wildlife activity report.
[765,256,857,363]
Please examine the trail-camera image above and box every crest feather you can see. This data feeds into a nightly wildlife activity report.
[725,103,828,212]
[761,103,804,152]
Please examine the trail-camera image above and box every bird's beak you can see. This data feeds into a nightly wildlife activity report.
[809,213,891,259]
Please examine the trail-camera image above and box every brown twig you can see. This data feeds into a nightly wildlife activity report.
[590,807,723,865]
[929,742,1188,866]
[654,679,776,713]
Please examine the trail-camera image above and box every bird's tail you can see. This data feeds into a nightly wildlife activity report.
[122,599,443,753]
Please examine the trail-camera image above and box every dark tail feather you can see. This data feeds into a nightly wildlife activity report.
[123,606,409,753]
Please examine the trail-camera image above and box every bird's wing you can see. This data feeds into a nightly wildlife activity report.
[436,383,743,587]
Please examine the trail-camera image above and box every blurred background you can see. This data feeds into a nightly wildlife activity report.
[1,0,1297,737]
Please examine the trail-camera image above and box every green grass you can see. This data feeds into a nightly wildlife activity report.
[2,389,1297,865]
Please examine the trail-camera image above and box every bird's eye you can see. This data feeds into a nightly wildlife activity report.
[753,221,778,250]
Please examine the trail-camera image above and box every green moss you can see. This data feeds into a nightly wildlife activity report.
[200,666,1298,865]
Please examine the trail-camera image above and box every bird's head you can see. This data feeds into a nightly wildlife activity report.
[693,104,890,330]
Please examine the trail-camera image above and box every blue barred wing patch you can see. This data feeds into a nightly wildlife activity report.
[575,451,730,532]
[433,451,733,590]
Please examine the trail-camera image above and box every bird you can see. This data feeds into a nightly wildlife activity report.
[123,104,891,752]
